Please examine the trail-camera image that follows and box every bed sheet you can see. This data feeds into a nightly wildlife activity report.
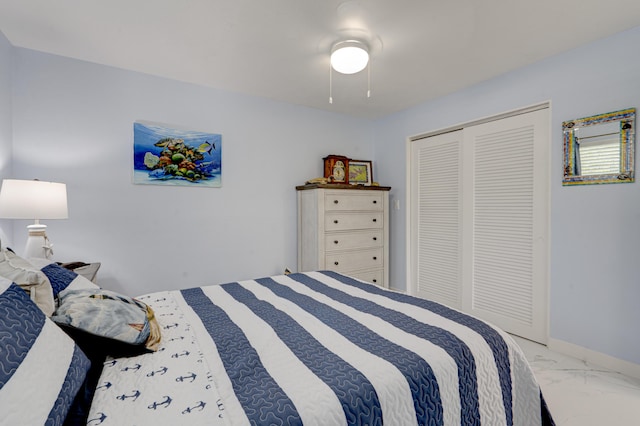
[88,270,551,425]
[87,290,226,425]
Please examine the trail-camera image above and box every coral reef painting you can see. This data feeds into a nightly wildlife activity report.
[133,122,222,187]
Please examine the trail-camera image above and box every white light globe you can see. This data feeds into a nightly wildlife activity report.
[331,41,369,74]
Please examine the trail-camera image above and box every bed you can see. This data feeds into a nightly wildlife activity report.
[1,253,554,425]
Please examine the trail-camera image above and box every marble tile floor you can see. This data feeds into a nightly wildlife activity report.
[512,336,640,426]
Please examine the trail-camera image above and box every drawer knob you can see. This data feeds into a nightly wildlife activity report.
[334,220,339,224]
[373,237,377,241]
[334,240,339,244]
[373,279,377,283]
[372,218,377,222]
[334,261,339,266]
[334,200,339,204]
[373,256,377,260]
[373,200,377,204]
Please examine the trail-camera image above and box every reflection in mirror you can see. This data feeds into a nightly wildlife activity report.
[563,108,635,185]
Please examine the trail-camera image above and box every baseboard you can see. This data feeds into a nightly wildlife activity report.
[548,337,640,380]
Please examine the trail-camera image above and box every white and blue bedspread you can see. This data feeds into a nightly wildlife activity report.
[89,271,553,425]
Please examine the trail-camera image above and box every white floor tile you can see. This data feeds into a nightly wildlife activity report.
[512,336,640,426]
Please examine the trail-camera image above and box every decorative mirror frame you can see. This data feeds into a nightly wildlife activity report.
[562,108,635,185]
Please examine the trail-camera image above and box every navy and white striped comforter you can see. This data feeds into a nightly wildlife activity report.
[90,271,552,425]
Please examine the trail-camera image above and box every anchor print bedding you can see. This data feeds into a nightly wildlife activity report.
[86,291,225,425]
[87,271,553,425]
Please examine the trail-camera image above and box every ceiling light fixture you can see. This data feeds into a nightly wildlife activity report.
[329,39,371,104]
[330,40,369,74]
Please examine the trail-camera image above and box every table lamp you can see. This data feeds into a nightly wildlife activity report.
[0,179,68,259]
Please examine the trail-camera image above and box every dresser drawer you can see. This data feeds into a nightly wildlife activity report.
[325,230,383,251]
[326,248,383,271]
[324,192,383,211]
[325,212,383,231]
[346,269,384,287]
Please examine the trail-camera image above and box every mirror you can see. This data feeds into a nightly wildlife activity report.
[563,108,635,185]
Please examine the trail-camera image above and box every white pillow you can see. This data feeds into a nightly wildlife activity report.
[0,249,55,316]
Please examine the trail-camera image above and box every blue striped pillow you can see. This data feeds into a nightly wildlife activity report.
[41,262,81,297]
[0,277,91,425]
[28,259,100,298]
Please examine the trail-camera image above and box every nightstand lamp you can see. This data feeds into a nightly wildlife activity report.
[0,179,68,259]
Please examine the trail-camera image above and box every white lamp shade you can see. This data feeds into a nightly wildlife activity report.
[0,179,68,220]
[331,40,369,74]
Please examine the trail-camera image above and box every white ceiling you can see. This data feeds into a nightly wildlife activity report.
[1,0,640,119]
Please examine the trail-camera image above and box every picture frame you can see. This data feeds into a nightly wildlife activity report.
[133,122,222,187]
[562,108,635,185]
[348,160,373,185]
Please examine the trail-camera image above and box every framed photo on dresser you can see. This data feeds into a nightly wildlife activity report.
[348,160,373,185]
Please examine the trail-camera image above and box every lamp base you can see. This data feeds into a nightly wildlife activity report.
[24,223,53,259]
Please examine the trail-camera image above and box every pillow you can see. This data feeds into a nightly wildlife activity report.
[52,288,162,354]
[29,259,99,298]
[57,323,154,359]
[0,248,55,316]
[0,277,91,426]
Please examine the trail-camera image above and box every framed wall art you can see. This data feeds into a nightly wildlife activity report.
[562,108,635,185]
[133,122,222,187]
[349,160,373,185]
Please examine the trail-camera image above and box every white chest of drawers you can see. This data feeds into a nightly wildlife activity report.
[297,184,391,288]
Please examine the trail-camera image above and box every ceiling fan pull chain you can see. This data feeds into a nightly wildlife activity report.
[329,62,333,104]
[367,60,371,98]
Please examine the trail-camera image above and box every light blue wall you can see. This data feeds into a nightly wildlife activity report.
[0,30,12,246]
[373,26,640,365]
[6,26,640,366]
[9,48,373,295]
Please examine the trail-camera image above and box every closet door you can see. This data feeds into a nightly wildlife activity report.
[462,109,549,343]
[409,108,549,343]
[410,130,464,309]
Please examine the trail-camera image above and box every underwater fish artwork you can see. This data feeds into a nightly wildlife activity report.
[133,122,222,188]
[197,141,215,155]
[154,138,173,147]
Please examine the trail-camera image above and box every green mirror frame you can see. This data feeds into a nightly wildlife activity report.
[562,108,636,186]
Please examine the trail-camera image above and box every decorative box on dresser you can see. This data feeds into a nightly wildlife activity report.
[296,184,391,288]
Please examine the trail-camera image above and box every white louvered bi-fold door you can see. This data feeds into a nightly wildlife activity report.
[411,109,549,343]
[411,130,464,309]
